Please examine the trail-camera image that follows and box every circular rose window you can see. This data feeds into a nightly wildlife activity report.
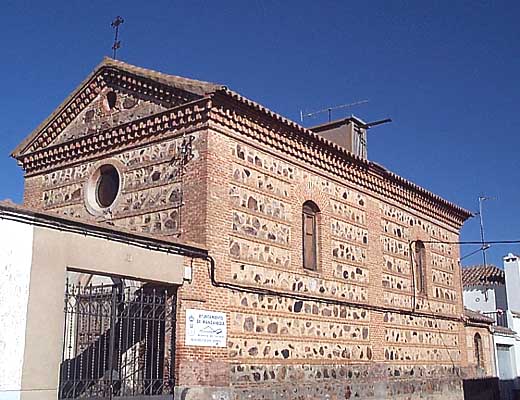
[85,163,122,215]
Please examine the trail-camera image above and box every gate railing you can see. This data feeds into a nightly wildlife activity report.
[59,280,176,399]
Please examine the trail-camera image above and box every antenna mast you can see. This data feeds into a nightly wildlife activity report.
[300,100,369,123]
[111,16,124,59]
[477,196,496,266]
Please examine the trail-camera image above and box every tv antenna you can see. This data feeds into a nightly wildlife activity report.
[477,195,496,266]
[111,16,124,59]
[300,99,369,123]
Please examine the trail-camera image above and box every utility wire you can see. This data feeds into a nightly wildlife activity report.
[460,246,489,262]
[4,208,519,325]
[410,239,520,245]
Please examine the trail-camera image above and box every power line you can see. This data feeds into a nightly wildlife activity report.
[409,238,520,265]
[460,245,490,262]
[409,239,519,246]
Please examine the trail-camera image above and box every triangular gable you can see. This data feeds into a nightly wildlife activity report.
[12,57,224,158]
[49,88,168,147]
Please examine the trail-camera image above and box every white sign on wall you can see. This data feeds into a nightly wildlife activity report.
[185,309,227,347]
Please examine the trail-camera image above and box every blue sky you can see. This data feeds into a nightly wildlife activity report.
[1,1,519,267]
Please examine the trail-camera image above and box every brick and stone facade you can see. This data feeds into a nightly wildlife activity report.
[463,309,495,378]
[12,58,493,399]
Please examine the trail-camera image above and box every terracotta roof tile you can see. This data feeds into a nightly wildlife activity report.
[462,265,505,287]
[102,57,224,96]
[464,308,494,324]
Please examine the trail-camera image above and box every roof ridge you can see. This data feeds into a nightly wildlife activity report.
[462,264,503,269]
[218,89,473,221]
[12,57,224,157]
[10,58,474,222]
[101,57,225,94]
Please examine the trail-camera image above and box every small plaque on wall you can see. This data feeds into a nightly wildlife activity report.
[185,309,227,347]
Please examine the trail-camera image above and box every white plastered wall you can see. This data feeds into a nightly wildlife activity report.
[0,216,186,400]
[0,220,34,400]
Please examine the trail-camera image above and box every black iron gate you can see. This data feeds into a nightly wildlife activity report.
[59,280,176,399]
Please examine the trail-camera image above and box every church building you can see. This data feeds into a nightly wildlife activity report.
[2,57,493,399]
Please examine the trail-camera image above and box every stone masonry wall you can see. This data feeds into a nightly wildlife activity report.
[24,133,202,238]
[463,325,494,378]
[20,95,469,399]
[198,125,467,399]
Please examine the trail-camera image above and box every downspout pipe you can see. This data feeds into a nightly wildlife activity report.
[203,253,464,323]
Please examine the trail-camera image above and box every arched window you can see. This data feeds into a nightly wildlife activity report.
[106,91,117,109]
[414,240,426,294]
[302,201,320,271]
[474,333,483,368]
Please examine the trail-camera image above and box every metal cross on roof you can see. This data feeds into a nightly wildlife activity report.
[111,16,124,59]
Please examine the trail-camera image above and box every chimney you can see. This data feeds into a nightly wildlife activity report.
[504,253,520,312]
[310,116,368,159]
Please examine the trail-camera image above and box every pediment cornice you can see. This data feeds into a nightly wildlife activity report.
[14,59,471,229]
[20,98,212,176]
[12,57,222,159]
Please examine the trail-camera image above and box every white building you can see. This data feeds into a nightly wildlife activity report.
[463,256,520,398]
